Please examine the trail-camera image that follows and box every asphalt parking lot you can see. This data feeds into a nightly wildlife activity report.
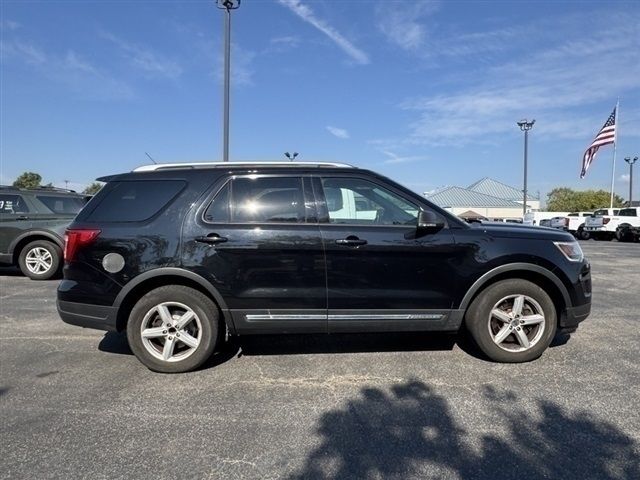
[1,241,639,479]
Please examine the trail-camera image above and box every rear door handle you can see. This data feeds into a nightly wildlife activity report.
[335,236,367,246]
[195,234,228,245]
[16,215,29,221]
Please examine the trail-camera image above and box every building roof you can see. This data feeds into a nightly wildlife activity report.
[467,177,537,201]
[425,186,523,208]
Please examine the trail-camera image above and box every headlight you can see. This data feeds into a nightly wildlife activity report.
[554,241,584,262]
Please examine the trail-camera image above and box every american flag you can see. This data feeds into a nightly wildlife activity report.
[580,107,616,178]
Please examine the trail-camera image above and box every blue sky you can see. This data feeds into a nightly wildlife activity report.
[1,0,639,202]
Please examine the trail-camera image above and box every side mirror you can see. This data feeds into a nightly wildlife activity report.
[417,210,445,235]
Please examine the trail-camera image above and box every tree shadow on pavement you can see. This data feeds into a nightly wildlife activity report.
[289,380,639,480]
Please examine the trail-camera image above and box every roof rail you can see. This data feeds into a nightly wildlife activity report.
[132,161,354,172]
[0,185,77,193]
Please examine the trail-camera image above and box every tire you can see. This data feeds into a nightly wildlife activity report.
[464,279,557,363]
[17,240,62,280]
[126,285,220,373]
[576,228,590,240]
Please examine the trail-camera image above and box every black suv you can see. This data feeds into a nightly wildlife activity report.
[0,186,89,279]
[57,163,591,372]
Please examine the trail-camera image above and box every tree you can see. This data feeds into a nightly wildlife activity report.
[546,187,625,212]
[12,172,42,189]
[82,182,104,195]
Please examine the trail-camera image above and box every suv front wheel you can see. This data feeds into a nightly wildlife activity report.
[127,285,221,373]
[465,279,557,362]
[18,240,62,280]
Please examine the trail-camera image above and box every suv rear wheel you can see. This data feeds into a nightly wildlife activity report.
[127,286,220,373]
[18,240,62,280]
[465,279,557,362]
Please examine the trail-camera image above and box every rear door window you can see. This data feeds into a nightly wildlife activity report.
[85,180,185,222]
[205,176,305,223]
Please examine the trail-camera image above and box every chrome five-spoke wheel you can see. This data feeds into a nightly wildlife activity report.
[128,286,221,373]
[489,294,546,352]
[140,302,202,362]
[465,279,557,363]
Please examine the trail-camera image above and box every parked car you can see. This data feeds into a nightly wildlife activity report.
[539,218,552,227]
[523,211,569,226]
[57,162,592,373]
[585,207,639,240]
[564,212,593,240]
[548,216,568,229]
[616,220,640,242]
[0,186,90,279]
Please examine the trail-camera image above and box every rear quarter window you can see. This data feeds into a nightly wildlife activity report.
[85,180,185,222]
[36,195,87,214]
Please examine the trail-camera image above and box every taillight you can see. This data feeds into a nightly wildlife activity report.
[64,229,101,262]
[603,218,611,225]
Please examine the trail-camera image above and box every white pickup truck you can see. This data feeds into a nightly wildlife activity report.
[584,207,640,240]
[564,212,593,239]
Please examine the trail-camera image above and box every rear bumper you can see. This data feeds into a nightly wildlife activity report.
[559,302,591,333]
[57,300,118,331]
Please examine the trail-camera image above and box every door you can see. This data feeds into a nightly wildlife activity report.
[313,175,459,333]
[0,193,33,257]
[182,175,327,334]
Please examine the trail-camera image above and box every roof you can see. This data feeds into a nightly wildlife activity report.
[458,210,487,219]
[425,186,523,208]
[133,161,353,172]
[467,177,536,201]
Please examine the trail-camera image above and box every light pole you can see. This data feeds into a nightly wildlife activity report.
[216,0,240,162]
[517,119,535,216]
[284,152,299,162]
[625,156,638,204]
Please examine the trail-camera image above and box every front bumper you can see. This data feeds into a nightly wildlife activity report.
[559,302,591,333]
[57,300,118,331]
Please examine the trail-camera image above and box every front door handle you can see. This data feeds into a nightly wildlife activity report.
[335,236,367,246]
[195,234,228,245]
[16,215,29,221]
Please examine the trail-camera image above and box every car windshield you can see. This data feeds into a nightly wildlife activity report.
[36,195,87,214]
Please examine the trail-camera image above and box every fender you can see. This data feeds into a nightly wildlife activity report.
[458,263,571,310]
[112,267,233,329]
[9,230,64,255]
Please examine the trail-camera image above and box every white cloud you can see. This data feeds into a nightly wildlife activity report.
[0,20,21,31]
[215,43,256,86]
[1,38,133,100]
[396,13,640,146]
[381,150,425,164]
[619,174,630,183]
[101,32,183,80]
[376,0,439,51]
[326,126,350,139]
[270,36,300,49]
[277,0,369,65]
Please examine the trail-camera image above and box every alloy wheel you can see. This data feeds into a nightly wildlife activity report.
[488,294,546,352]
[140,302,202,362]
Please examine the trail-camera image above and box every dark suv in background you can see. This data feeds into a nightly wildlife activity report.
[57,162,591,373]
[0,186,90,279]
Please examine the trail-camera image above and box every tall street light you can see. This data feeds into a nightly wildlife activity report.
[284,152,299,162]
[216,0,241,162]
[517,119,535,217]
[625,156,638,204]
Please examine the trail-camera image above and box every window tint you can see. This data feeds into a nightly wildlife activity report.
[204,183,230,223]
[86,180,185,222]
[0,194,30,214]
[36,195,87,214]
[227,177,304,223]
[619,208,637,217]
[321,177,418,226]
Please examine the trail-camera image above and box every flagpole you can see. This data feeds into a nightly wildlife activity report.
[610,98,620,208]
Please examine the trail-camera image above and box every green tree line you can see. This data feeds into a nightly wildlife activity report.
[11,171,102,195]
[546,187,625,211]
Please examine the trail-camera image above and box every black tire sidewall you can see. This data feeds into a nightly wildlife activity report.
[465,279,557,363]
[18,240,62,280]
[126,286,219,373]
